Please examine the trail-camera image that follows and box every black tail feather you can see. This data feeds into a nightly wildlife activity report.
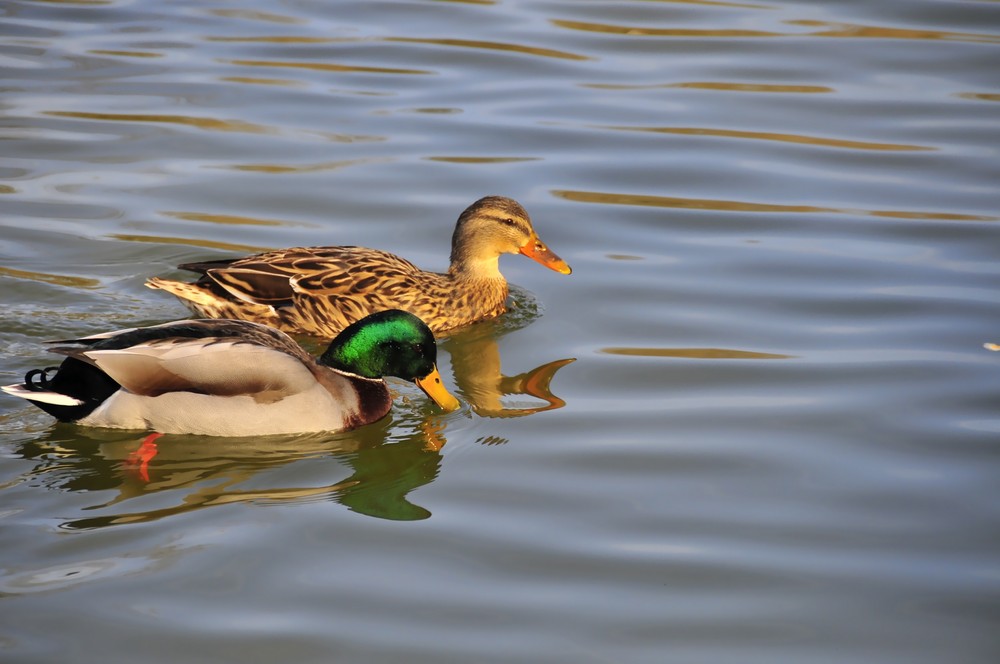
[21,358,121,422]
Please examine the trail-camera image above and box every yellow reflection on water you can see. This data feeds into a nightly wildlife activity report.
[586,82,832,94]
[552,19,780,38]
[957,92,1000,103]
[0,266,101,289]
[554,189,835,214]
[552,189,999,222]
[387,37,590,61]
[224,157,387,174]
[425,156,540,164]
[555,18,1000,44]
[108,234,268,253]
[225,59,433,76]
[788,20,1000,45]
[444,323,574,418]
[209,9,304,24]
[161,211,306,228]
[45,111,275,135]
[88,50,163,58]
[598,125,932,152]
[601,347,793,360]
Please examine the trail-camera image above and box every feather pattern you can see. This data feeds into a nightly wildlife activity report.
[146,196,571,338]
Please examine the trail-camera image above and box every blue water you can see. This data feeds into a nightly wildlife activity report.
[1,0,999,662]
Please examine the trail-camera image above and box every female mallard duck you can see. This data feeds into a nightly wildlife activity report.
[1,310,460,436]
[146,196,571,338]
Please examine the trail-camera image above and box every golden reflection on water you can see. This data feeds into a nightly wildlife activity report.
[87,50,163,59]
[108,234,268,254]
[598,125,932,152]
[161,211,307,228]
[957,92,1000,103]
[225,157,388,174]
[425,156,540,164]
[587,82,833,94]
[386,37,590,61]
[45,111,276,135]
[555,189,835,214]
[225,59,433,76]
[787,20,1000,45]
[553,189,1000,222]
[551,19,779,38]
[208,9,304,25]
[0,266,101,289]
[601,347,793,360]
[445,325,574,418]
[554,18,1000,44]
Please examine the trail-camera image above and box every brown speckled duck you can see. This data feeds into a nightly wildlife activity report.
[147,196,571,338]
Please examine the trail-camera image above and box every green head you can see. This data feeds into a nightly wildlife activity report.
[320,310,460,411]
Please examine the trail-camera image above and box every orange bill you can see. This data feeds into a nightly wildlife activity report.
[519,232,572,275]
[415,365,461,412]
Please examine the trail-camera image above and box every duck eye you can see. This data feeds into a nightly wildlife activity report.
[502,217,518,228]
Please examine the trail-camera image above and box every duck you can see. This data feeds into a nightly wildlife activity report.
[1,310,460,436]
[146,196,571,338]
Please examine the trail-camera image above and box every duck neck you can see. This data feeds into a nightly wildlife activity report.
[448,253,504,283]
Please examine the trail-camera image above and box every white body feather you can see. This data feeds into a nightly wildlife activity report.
[4,321,373,436]
[77,384,360,436]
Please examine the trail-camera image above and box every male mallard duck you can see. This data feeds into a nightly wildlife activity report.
[1,310,460,436]
[146,196,571,338]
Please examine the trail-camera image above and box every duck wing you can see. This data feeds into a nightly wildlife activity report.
[51,320,321,399]
[200,246,428,310]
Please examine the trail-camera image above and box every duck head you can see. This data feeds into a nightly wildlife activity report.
[320,310,460,411]
[450,196,572,276]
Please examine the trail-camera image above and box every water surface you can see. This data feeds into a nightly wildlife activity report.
[2,1,999,662]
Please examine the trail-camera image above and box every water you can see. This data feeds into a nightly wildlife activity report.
[2,0,999,662]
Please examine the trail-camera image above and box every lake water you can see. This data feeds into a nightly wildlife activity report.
[1,0,999,662]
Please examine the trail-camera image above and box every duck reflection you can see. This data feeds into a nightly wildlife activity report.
[14,414,448,529]
[442,291,574,420]
[9,289,572,529]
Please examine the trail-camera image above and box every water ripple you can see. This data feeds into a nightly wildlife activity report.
[224,58,434,76]
[553,189,1000,222]
[585,81,834,94]
[553,18,1000,44]
[386,37,590,61]
[594,125,933,152]
[44,111,276,135]
[601,347,794,360]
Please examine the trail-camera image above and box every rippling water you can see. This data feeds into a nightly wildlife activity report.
[2,1,999,662]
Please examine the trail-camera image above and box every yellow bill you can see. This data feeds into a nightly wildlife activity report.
[414,365,461,412]
[519,233,572,275]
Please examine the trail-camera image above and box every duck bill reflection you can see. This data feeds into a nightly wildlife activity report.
[415,365,461,412]
[519,233,572,275]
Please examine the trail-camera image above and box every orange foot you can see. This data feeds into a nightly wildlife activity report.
[124,433,163,482]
